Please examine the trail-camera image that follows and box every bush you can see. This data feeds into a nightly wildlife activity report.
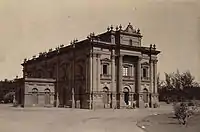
[173,102,195,125]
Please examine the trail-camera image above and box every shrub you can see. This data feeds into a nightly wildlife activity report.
[173,102,195,125]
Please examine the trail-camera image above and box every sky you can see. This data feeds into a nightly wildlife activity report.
[0,0,200,82]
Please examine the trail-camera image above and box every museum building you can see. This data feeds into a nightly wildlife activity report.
[15,23,161,109]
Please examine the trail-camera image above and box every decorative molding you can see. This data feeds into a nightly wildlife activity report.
[101,58,111,62]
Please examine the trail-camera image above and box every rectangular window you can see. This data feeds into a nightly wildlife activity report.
[103,65,108,75]
[123,67,129,76]
[143,68,147,78]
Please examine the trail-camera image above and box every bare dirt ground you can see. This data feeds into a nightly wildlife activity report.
[0,103,172,132]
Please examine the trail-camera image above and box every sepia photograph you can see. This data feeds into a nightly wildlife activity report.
[0,0,200,132]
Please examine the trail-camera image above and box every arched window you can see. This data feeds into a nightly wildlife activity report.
[44,88,51,105]
[32,88,38,105]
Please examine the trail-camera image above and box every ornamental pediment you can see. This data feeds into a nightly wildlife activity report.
[123,23,141,34]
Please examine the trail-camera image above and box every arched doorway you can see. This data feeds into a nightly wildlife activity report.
[44,88,51,105]
[143,88,149,103]
[102,87,109,108]
[123,87,130,105]
[32,88,38,106]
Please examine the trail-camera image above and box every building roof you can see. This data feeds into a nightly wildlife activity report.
[22,23,161,66]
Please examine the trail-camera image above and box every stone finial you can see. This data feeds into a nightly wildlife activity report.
[73,39,78,43]
[107,27,110,31]
[49,48,53,52]
[43,51,47,55]
[150,44,152,48]
[92,32,95,36]
[24,58,27,63]
[87,35,90,39]
[119,24,122,30]
[39,52,43,56]
[153,44,156,50]
[60,44,64,48]
[73,39,76,44]
[110,25,113,31]
[116,25,119,31]
[55,47,60,52]
[137,28,140,34]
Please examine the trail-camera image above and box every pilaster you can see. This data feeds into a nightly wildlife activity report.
[96,54,101,92]
[137,57,142,93]
[153,60,158,94]
[150,60,153,93]
[136,56,144,108]
[111,50,115,92]
[111,49,115,108]
[93,53,97,92]
[89,54,93,109]
[116,54,123,108]
[119,55,123,92]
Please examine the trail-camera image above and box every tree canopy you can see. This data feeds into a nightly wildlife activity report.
[158,70,200,102]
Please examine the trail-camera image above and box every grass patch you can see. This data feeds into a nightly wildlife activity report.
[137,112,200,132]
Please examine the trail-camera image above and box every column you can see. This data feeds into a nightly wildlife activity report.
[89,54,93,109]
[116,54,123,108]
[93,54,97,92]
[137,57,141,93]
[154,60,158,94]
[149,59,153,93]
[136,56,143,108]
[119,55,123,92]
[96,54,101,92]
[72,87,75,108]
[149,58,153,108]
[111,50,115,92]
[111,50,115,108]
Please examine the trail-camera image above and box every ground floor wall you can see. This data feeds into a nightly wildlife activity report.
[24,93,54,107]
[91,92,159,109]
[60,91,159,109]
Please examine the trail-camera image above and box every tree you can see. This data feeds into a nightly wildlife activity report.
[158,70,200,102]
[181,71,195,88]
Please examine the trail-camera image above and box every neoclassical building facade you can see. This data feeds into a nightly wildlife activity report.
[20,23,160,109]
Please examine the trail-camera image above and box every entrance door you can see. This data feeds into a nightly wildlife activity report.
[143,88,148,103]
[124,87,129,105]
[102,87,109,108]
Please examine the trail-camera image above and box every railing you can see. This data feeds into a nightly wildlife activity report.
[123,76,134,80]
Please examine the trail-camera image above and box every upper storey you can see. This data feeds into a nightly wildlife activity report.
[22,23,160,66]
[98,23,142,46]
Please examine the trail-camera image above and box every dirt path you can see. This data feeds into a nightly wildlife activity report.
[0,104,172,132]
